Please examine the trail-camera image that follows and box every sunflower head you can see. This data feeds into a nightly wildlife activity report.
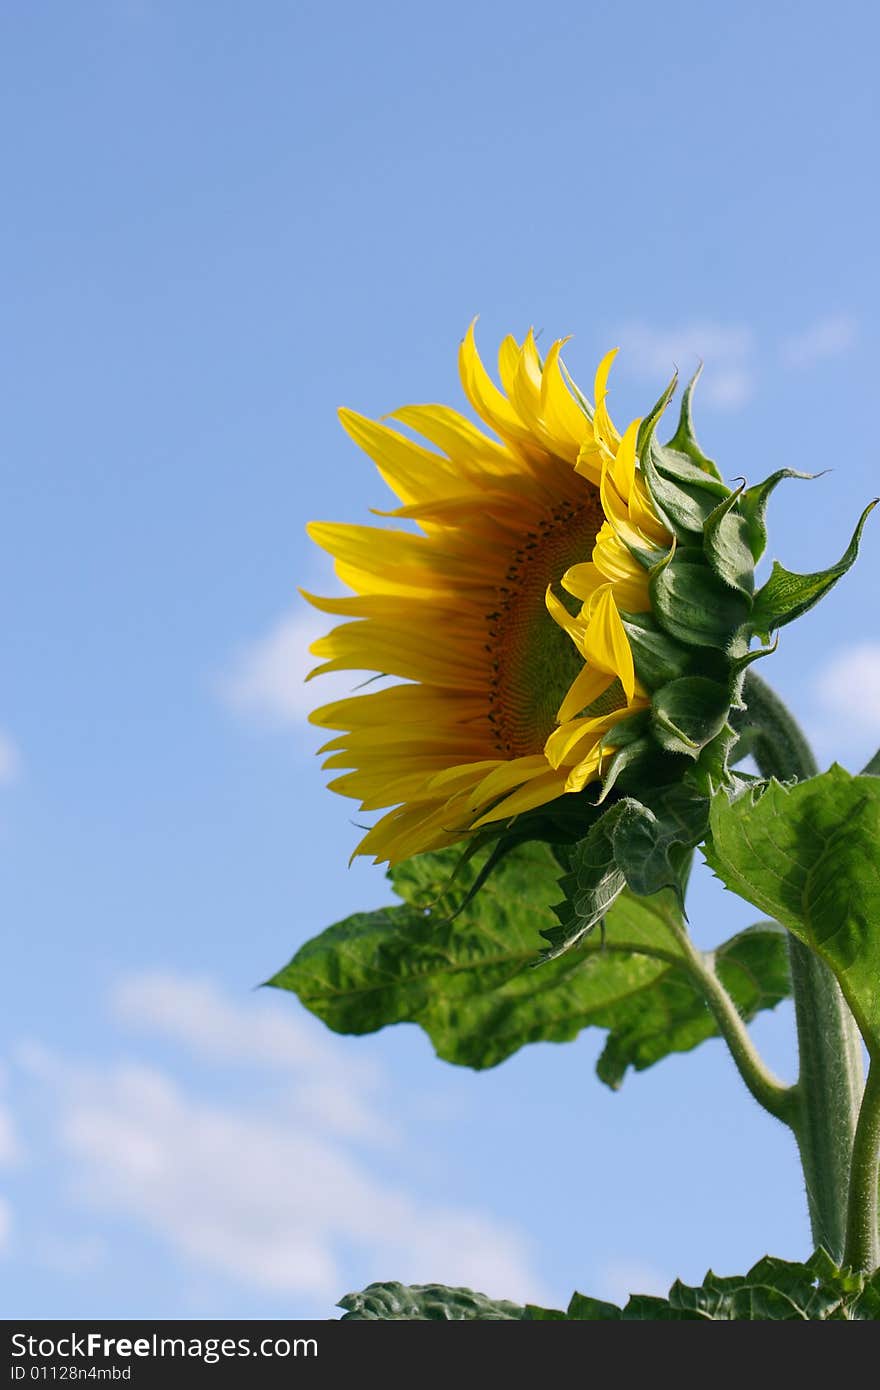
[305,326,874,900]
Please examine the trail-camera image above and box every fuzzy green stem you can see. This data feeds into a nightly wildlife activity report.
[843,1062,880,1272]
[740,670,865,1263]
[675,931,796,1123]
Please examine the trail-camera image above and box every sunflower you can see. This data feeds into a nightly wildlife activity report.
[304,325,676,865]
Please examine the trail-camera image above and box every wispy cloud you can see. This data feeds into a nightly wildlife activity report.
[217,609,365,731]
[816,642,880,729]
[806,642,880,768]
[0,729,21,786]
[16,973,543,1307]
[112,971,387,1144]
[613,321,755,410]
[780,313,857,370]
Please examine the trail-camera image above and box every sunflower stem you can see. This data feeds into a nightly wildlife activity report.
[740,670,866,1264]
[843,1061,880,1272]
[673,930,796,1123]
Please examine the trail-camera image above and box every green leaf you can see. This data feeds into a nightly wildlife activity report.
[338,1252,880,1320]
[337,1282,540,1320]
[268,842,788,1078]
[571,1249,878,1320]
[705,766,880,1052]
[650,549,752,649]
[651,676,732,758]
[749,499,877,641]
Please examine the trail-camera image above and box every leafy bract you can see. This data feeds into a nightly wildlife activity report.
[269,842,789,1080]
[749,500,876,641]
[705,766,880,1054]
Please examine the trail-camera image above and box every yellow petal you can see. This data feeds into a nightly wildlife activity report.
[338,409,459,506]
[564,745,604,793]
[593,348,621,452]
[544,718,604,769]
[459,321,526,441]
[582,586,636,700]
[471,768,568,828]
[541,339,593,453]
[555,662,616,723]
[545,585,587,649]
[390,404,513,473]
[466,754,550,811]
[610,417,640,503]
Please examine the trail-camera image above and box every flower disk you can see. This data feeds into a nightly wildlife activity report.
[305,327,673,864]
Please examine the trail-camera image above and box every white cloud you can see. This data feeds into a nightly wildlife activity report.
[614,321,754,410]
[217,609,367,730]
[17,974,543,1307]
[780,314,857,370]
[816,643,880,736]
[111,972,386,1144]
[0,729,21,785]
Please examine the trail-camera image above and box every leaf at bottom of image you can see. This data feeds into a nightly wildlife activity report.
[338,1251,880,1320]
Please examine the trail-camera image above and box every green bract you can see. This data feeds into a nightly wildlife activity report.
[539,379,876,959]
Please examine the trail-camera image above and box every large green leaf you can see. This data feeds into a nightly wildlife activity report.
[339,1253,880,1320]
[705,766,880,1053]
[269,843,789,1079]
[337,1282,533,1320]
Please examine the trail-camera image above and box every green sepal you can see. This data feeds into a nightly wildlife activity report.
[749,500,877,641]
[618,534,670,572]
[642,434,729,540]
[652,445,730,499]
[664,364,724,481]
[613,782,709,901]
[596,735,655,802]
[650,548,752,648]
[740,468,823,562]
[728,635,778,676]
[545,784,709,958]
[619,609,694,690]
[703,483,756,595]
[651,676,732,758]
[636,369,678,457]
[543,802,631,958]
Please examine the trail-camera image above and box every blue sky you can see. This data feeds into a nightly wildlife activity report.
[1,0,879,1317]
